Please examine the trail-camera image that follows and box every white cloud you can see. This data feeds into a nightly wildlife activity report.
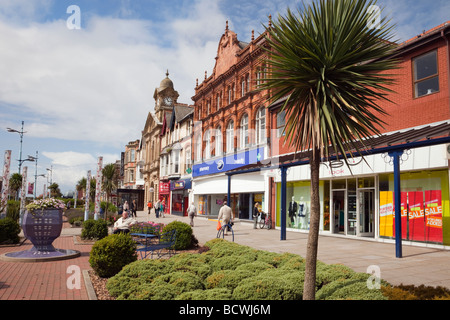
[0,11,221,147]
[41,151,119,192]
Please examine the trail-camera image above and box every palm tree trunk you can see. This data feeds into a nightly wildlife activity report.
[303,148,321,300]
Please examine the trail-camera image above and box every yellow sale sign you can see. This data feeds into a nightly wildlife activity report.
[379,191,394,237]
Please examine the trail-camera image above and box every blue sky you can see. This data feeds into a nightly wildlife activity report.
[0,0,448,195]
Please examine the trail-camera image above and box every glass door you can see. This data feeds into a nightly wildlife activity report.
[332,190,346,234]
[358,190,375,237]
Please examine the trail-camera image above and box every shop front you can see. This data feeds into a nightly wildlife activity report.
[159,181,170,215]
[273,143,450,246]
[192,147,268,219]
[193,172,268,220]
[170,179,191,216]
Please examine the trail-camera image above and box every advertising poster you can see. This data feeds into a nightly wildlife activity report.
[425,190,443,243]
[408,191,425,241]
[379,191,394,237]
[393,192,409,239]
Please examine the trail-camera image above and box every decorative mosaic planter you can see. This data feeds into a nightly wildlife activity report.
[22,208,63,253]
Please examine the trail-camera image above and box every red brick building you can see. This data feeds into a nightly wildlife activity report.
[191,21,272,219]
[266,21,450,246]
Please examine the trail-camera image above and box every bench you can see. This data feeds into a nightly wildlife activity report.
[133,229,177,259]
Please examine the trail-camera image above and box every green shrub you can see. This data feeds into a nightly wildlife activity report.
[89,233,137,278]
[81,219,108,240]
[176,288,233,300]
[107,259,174,298]
[6,200,20,221]
[206,269,254,290]
[170,252,213,279]
[233,276,302,300]
[0,217,20,244]
[162,221,192,250]
[316,275,388,300]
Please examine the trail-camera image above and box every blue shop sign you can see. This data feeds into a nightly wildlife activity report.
[170,179,192,191]
[193,147,264,177]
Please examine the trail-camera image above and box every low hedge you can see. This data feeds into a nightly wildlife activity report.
[0,217,21,244]
[89,233,137,278]
[106,238,391,300]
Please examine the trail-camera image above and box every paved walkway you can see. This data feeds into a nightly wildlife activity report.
[1,210,450,300]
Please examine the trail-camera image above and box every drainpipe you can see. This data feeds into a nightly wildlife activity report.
[442,28,450,115]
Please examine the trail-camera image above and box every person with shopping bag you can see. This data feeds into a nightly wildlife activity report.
[218,200,233,235]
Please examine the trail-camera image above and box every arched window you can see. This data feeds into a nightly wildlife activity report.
[240,114,249,149]
[256,107,266,145]
[196,134,202,161]
[226,120,234,153]
[215,126,222,157]
[204,130,211,159]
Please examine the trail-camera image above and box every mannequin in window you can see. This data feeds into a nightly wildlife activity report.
[298,196,308,229]
[288,196,297,227]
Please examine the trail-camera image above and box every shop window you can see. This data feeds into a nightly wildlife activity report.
[413,50,439,98]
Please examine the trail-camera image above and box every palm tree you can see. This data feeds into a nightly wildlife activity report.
[9,173,22,200]
[260,0,398,300]
[76,177,87,200]
[102,163,118,221]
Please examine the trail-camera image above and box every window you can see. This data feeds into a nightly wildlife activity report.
[217,93,221,109]
[196,134,202,161]
[240,114,249,149]
[228,86,232,104]
[413,50,439,98]
[204,130,211,159]
[173,150,180,174]
[256,107,266,145]
[277,110,286,137]
[215,126,222,156]
[241,78,246,97]
[226,120,234,153]
[186,147,191,170]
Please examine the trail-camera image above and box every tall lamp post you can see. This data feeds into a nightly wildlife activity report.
[7,121,26,174]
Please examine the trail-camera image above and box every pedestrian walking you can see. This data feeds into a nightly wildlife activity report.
[187,202,197,227]
[155,200,160,218]
[131,199,137,218]
[123,201,129,213]
[218,200,233,235]
[147,200,152,215]
[253,202,260,229]
[161,199,165,218]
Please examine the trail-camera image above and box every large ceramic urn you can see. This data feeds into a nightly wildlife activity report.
[22,209,63,253]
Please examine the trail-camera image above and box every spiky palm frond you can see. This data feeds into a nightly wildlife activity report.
[261,0,399,163]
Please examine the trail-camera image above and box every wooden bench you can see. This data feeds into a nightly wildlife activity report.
[133,229,177,259]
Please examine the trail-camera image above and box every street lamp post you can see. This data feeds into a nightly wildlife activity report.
[7,121,26,174]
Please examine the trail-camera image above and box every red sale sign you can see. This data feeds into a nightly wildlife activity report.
[425,190,443,243]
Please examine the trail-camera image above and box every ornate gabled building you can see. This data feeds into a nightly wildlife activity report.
[191,21,272,218]
[142,71,180,205]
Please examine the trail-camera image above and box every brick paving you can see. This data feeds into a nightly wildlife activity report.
[0,222,92,300]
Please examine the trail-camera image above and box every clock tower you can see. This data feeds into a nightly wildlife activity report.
[154,70,179,121]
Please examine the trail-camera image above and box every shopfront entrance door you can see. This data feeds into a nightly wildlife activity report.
[358,190,375,237]
[332,190,346,234]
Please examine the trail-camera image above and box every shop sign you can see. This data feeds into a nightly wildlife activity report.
[170,179,192,191]
[193,147,265,177]
[159,182,170,194]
